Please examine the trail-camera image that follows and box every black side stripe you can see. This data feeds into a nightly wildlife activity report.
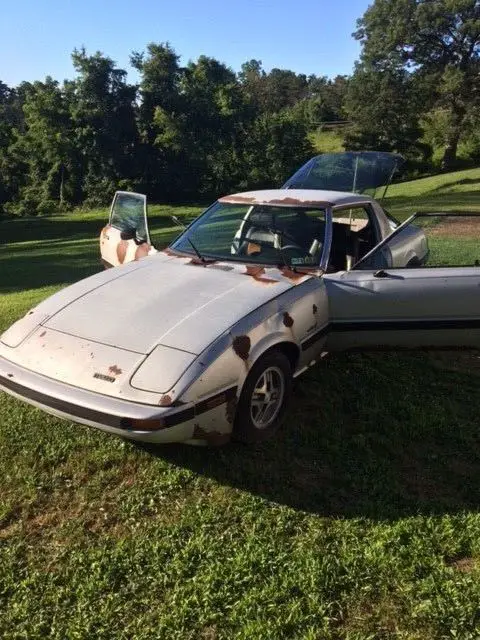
[301,318,480,351]
[0,374,237,432]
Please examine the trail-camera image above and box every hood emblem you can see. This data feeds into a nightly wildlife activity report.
[93,372,116,383]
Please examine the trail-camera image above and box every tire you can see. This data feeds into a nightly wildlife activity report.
[233,350,293,443]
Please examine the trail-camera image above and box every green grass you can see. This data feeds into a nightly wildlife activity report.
[1,180,480,639]
[385,167,480,219]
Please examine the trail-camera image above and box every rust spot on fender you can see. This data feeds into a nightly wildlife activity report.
[135,243,150,261]
[101,225,110,238]
[108,365,122,376]
[193,424,231,446]
[116,240,128,264]
[244,266,278,285]
[232,335,251,360]
[313,304,318,314]
[159,394,173,407]
[283,312,294,328]
[39,331,46,338]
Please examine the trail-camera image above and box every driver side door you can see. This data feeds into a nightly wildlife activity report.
[323,213,480,350]
[100,191,155,268]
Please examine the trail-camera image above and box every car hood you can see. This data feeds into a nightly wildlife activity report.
[42,252,304,355]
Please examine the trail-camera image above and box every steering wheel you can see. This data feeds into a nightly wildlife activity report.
[280,244,304,252]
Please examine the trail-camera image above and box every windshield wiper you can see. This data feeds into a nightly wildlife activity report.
[171,215,209,264]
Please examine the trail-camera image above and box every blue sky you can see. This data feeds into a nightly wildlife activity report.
[1,0,371,87]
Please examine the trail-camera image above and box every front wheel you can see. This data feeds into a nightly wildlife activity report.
[233,350,293,443]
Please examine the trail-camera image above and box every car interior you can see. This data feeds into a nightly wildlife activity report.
[231,205,378,271]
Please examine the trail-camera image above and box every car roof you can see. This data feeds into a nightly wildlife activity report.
[218,189,374,208]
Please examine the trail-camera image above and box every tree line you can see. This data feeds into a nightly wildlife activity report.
[0,0,478,216]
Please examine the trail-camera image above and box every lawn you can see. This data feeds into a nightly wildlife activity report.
[385,167,480,219]
[1,176,480,639]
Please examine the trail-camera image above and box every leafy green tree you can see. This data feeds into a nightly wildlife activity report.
[68,48,138,205]
[5,78,76,215]
[344,65,430,162]
[242,111,314,189]
[130,43,183,199]
[354,0,480,168]
[0,81,18,214]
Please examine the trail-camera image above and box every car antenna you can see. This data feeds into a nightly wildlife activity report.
[171,215,207,263]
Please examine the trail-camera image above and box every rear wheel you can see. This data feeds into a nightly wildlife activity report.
[233,350,292,443]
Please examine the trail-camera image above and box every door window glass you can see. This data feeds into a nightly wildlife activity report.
[110,193,148,243]
[354,214,480,270]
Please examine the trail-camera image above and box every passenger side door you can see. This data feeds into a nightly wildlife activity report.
[100,192,155,268]
[324,213,480,350]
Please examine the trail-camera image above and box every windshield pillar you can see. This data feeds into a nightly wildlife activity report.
[319,206,333,273]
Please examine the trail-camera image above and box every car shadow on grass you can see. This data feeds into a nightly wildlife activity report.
[138,350,480,520]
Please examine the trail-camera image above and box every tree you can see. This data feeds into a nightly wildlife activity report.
[5,78,76,215]
[68,48,138,204]
[241,111,314,189]
[354,0,480,168]
[344,65,430,162]
[0,81,19,214]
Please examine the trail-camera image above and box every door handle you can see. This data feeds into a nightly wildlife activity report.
[374,269,390,278]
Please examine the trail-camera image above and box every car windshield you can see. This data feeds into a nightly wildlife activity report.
[283,151,404,196]
[170,201,327,268]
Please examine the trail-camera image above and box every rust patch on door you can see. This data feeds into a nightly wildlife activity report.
[108,365,122,376]
[313,304,318,315]
[283,312,294,328]
[232,335,251,360]
[116,240,128,264]
[135,243,150,261]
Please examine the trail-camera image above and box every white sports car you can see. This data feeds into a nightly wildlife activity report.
[1,153,479,445]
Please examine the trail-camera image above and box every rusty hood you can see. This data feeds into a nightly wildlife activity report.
[39,252,304,356]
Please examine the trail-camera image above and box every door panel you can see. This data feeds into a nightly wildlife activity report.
[100,192,154,268]
[324,268,480,350]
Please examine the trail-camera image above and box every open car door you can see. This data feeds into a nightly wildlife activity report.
[323,213,480,350]
[100,191,155,268]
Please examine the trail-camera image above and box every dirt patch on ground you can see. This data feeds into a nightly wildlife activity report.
[446,556,477,573]
[429,217,480,238]
[428,350,480,375]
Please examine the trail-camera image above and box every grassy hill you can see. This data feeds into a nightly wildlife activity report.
[385,167,480,218]
[0,171,480,639]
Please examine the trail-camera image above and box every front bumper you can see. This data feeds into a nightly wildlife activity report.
[0,356,196,443]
